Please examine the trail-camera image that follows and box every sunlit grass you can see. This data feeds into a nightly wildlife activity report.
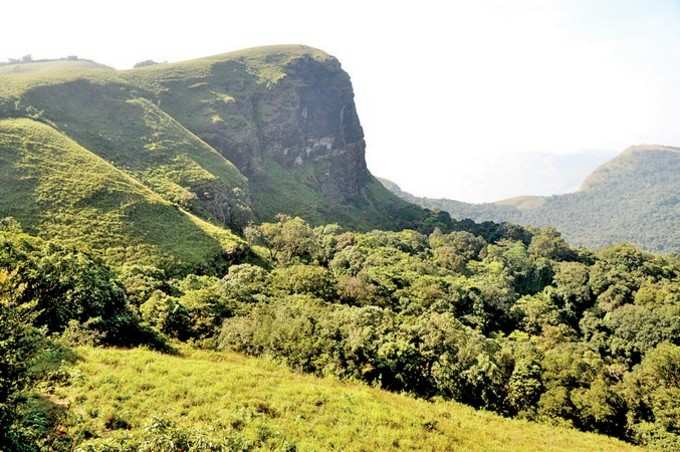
[53,346,639,451]
[0,118,245,273]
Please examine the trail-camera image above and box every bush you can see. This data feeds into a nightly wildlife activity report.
[624,342,680,448]
[140,291,192,340]
[219,296,512,408]
[0,231,161,348]
[221,264,271,304]
[271,264,336,300]
[0,271,46,448]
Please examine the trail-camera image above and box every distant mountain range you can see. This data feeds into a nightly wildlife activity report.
[381,145,680,253]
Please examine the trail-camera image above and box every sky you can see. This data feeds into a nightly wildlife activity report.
[2,0,679,202]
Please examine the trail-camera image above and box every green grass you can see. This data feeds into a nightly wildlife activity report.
[0,58,109,74]
[0,62,119,99]
[0,46,328,100]
[0,118,245,273]
[250,158,431,230]
[16,76,253,229]
[122,45,331,89]
[50,346,639,451]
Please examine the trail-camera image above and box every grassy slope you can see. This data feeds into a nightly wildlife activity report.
[124,45,427,231]
[13,75,253,229]
[0,59,109,76]
[0,118,244,273]
[252,160,427,229]
[53,346,638,451]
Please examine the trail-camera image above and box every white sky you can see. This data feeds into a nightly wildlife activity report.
[3,0,679,202]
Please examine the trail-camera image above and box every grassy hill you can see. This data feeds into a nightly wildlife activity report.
[48,346,638,451]
[0,118,245,274]
[0,45,429,236]
[381,145,680,252]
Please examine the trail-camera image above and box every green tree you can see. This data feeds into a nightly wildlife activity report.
[0,270,45,448]
[624,342,680,448]
[244,215,318,264]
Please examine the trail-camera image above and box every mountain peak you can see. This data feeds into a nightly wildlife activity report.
[580,144,680,192]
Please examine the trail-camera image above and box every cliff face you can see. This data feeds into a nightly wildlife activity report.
[144,49,372,212]
[125,46,413,228]
[0,45,425,231]
[253,55,370,200]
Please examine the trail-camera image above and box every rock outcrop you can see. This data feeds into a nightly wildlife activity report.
[0,45,429,231]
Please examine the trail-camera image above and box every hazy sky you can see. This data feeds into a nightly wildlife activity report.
[3,1,679,202]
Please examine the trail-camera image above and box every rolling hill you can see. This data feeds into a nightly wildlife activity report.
[0,118,245,274]
[381,145,680,252]
[0,47,437,271]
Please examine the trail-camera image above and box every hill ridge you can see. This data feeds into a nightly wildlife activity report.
[381,145,680,252]
[0,117,245,273]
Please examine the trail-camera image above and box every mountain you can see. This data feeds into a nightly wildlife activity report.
[0,46,432,270]
[381,145,680,252]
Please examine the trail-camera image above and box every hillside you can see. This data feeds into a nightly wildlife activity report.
[0,57,110,75]
[0,118,245,274]
[0,45,430,239]
[381,145,680,252]
[46,346,638,451]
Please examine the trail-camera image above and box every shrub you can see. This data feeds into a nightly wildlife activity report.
[140,291,192,340]
[271,264,336,300]
[0,271,46,448]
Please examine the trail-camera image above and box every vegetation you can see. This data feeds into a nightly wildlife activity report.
[0,45,441,236]
[0,45,677,451]
[212,217,680,449]
[49,346,637,451]
[381,145,680,253]
[2,213,674,449]
[0,216,680,450]
[0,270,45,449]
[0,118,246,274]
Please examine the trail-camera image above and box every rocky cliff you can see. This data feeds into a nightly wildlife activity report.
[0,45,432,237]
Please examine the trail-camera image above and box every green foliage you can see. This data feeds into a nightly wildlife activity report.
[74,417,259,451]
[221,264,271,304]
[0,271,45,448]
[140,291,192,340]
[624,343,680,449]
[0,229,167,350]
[271,264,336,300]
[222,216,680,446]
[245,214,318,264]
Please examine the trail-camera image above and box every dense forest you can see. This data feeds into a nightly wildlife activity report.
[2,214,679,450]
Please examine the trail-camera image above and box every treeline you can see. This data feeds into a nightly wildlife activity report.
[1,215,679,449]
